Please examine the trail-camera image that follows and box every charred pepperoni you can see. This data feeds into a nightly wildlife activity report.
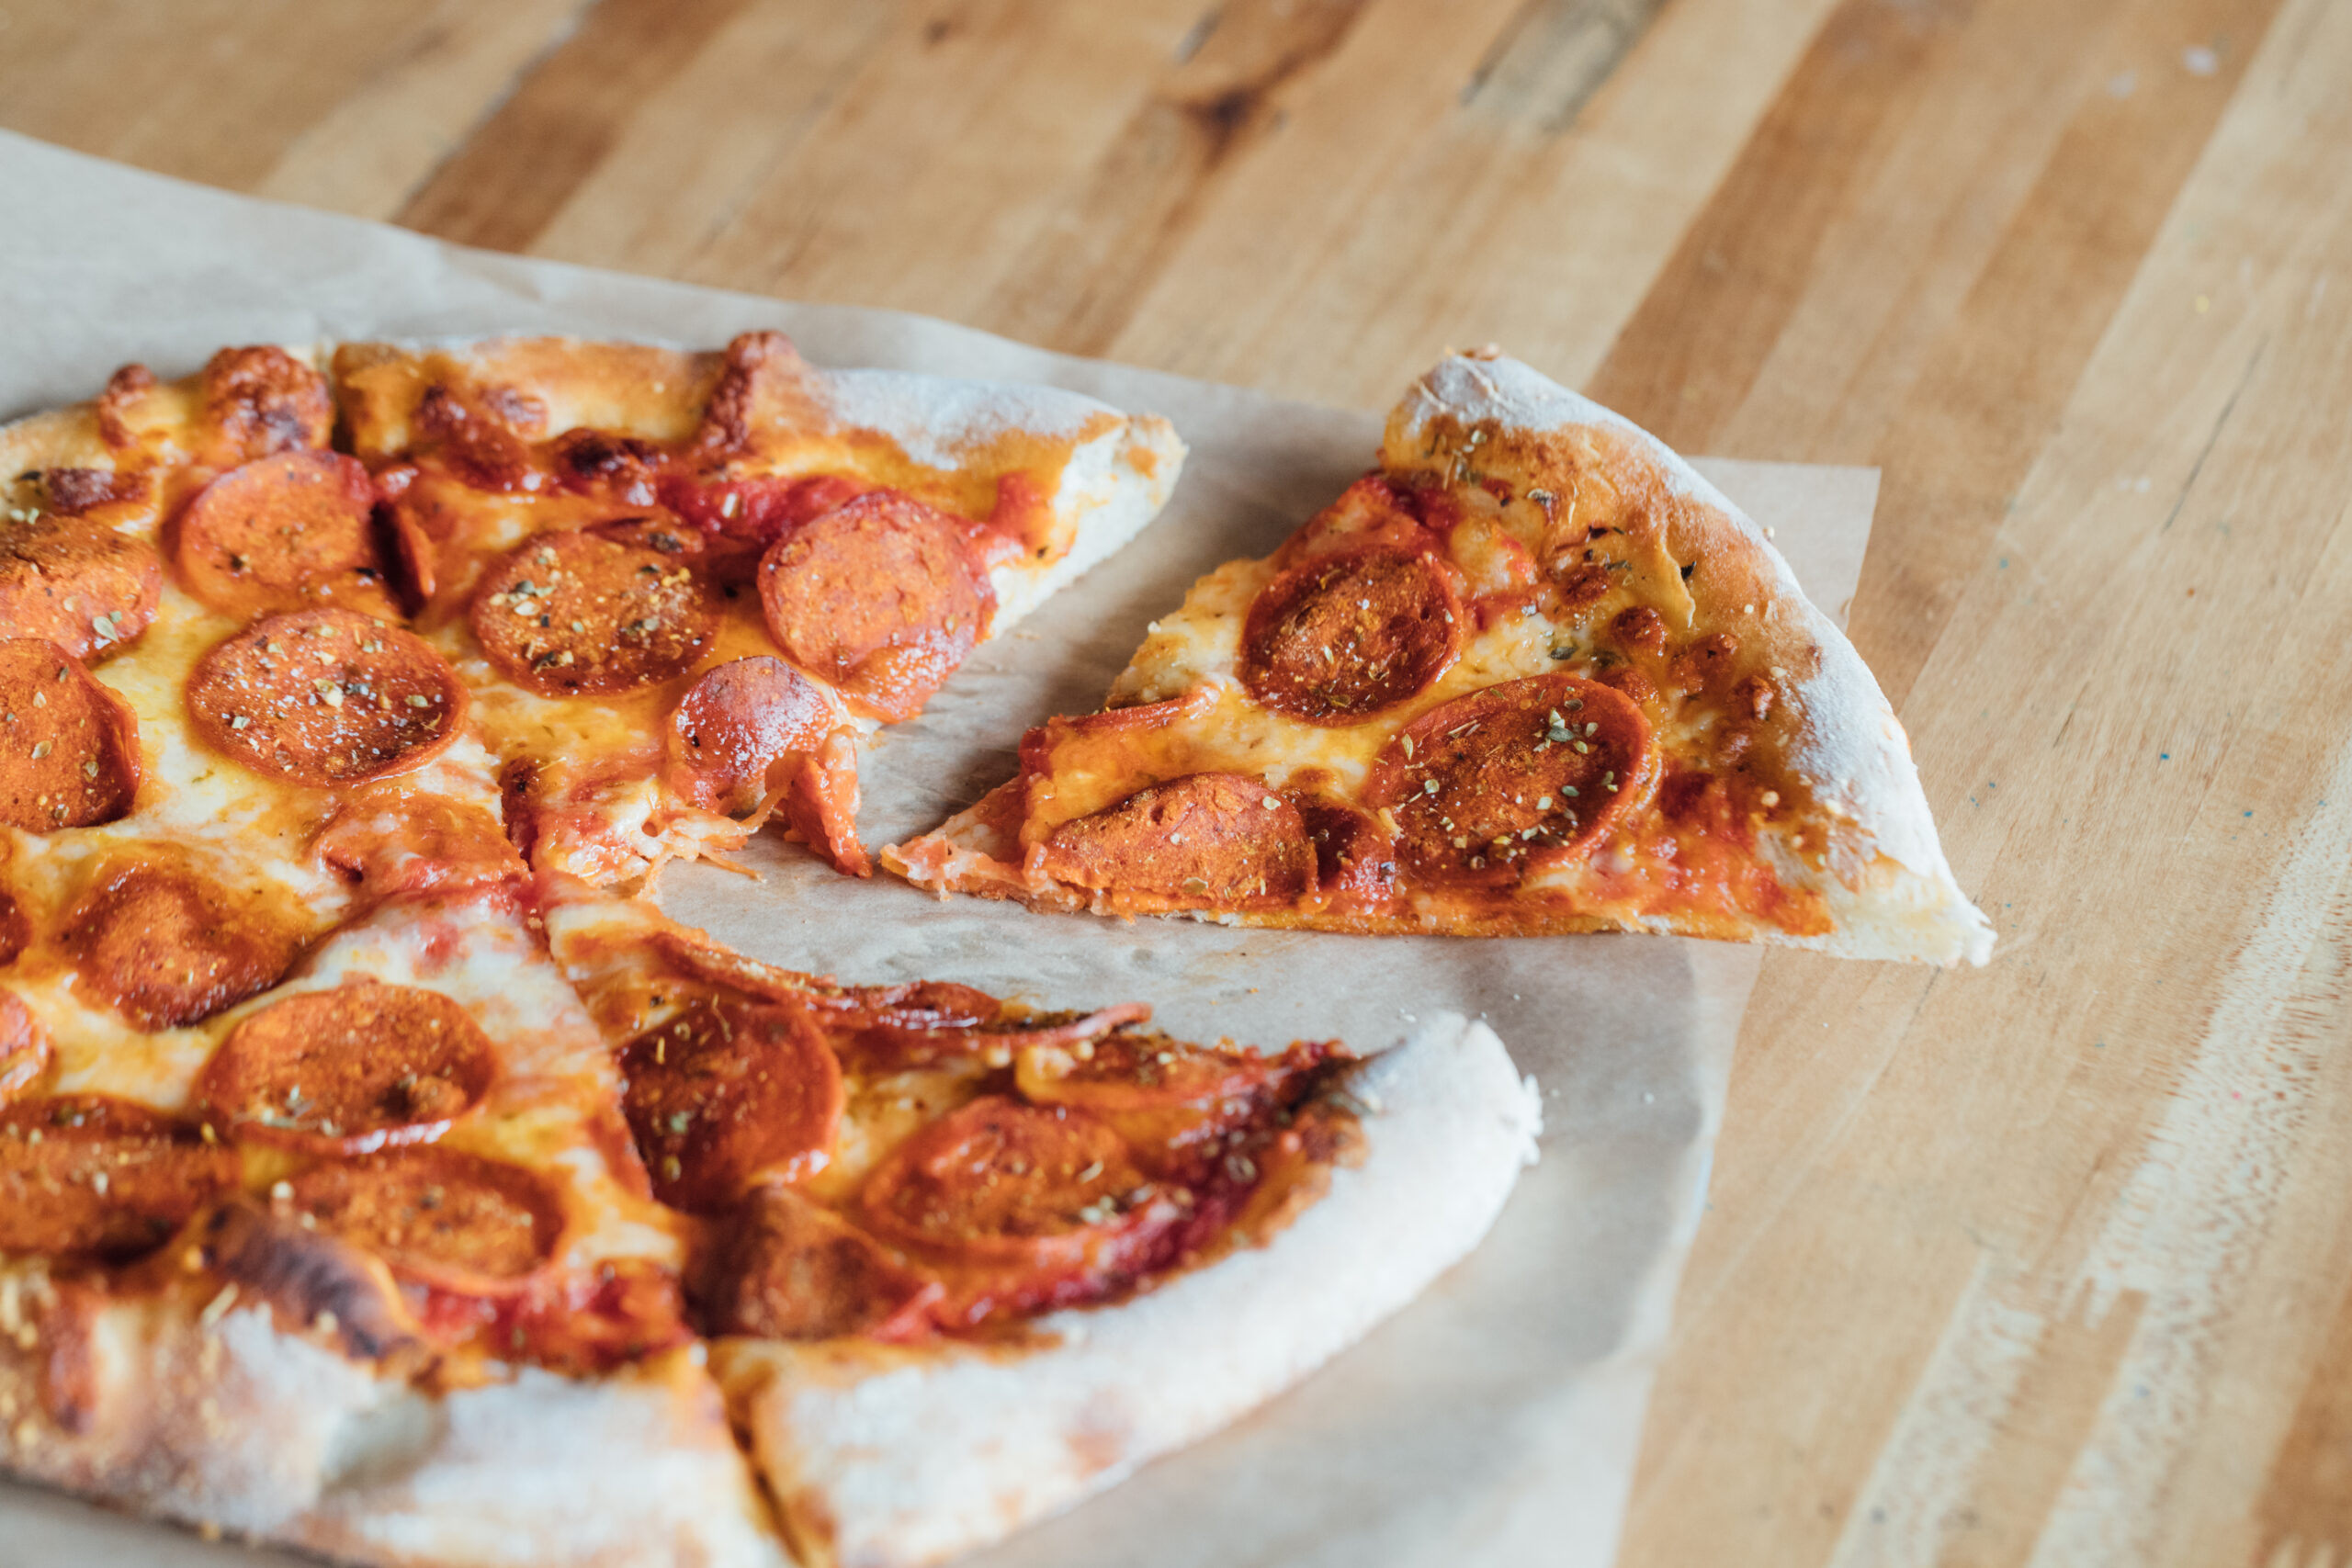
[0,640,141,832]
[1364,673,1656,884]
[196,979,497,1155]
[1240,545,1462,724]
[288,1146,566,1296]
[0,1096,240,1258]
[1035,773,1314,908]
[413,383,539,492]
[470,526,720,697]
[664,656,842,815]
[40,468,151,517]
[175,450,397,622]
[859,1096,1182,1286]
[0,992,51,1104]
[186,608,467,787]
[706,1184,941,1342]
[198,345,333,465]
[757,490,994,722]
[619,998,843,1214]
[0,514,162,658]
[57,857,300,1030]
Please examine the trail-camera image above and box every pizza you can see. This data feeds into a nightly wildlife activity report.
[888,350,1995,966]
[0,340,1540,1568]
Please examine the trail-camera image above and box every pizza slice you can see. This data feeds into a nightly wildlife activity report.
[888,349,1994,965]
[331,333,1183,886]
[540,886,1537,1568]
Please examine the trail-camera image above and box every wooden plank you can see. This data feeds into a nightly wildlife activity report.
[1614,0,2349,1561]
[0,0,582,207]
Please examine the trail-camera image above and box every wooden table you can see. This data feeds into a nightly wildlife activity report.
[5,1,2344,1562]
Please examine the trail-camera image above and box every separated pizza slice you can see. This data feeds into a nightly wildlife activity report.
[540,885,1538,1568]
[888,349,1994,965]
[331,333,1183,887]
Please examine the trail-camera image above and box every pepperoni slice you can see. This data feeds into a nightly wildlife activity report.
[196,979,496,1155]
[859,1096,1181,1279]
[1363,673,1656,884]
[0,991,51,1104]
[1300,800,1398,907]
[0,891,28,968]
[287,1146,566,1296]
[57,856,300,1030]
[0,639,141,832]
[470,526,720,697]
[0,1096,240,1258]
[619,998,843,1214]
[313,790,526,900]
[659,471,869,552]
[1035,773,1315,908]
[1240,545,1463,724]
[1014,1034,1338,1117]
[175,450,398,622]
[665,655,841,815]
[757,490,994,722]
[706,1184,941,1342]
[187,608,467,786]
[0,514,162,659]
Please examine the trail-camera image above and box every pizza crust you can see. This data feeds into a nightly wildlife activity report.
[716,1016,1540,1568]
[0,1269,789,1567]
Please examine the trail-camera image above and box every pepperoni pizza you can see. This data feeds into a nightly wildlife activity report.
[0,341,1540,1568]
[890,350,1995,965]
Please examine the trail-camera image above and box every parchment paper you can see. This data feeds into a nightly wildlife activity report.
[0,132,1879,1568]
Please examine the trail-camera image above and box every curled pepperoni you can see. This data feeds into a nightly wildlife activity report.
[706,1184,941,1342]
[1363,674,1656,884]
[757,490,994,723]
[859,1096,1181,1279]
[196,979,497,1155]
[0,514,161,659]
[620,998,843,1214]
[0,992,51,1103]
[0,1096,240,1258]
[1300,800,1398,907]
[175,450,398,622]
[57,856,300,1030]
[413,383,541,492]
[665,655,841,815]
[470,526,720,697]
[1035,773,1314,908]
[198,345,333,465]
[287,1146,566,1296]
[187,608,467,787]
[1240,546,1462,724]
[0,640,141,832]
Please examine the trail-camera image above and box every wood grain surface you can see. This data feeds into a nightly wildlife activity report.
[2,1,2343,1562]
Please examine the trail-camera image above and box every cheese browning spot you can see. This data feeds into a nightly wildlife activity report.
[186,608,467,786]
[196,979,498,1154]
[0,640,141,831]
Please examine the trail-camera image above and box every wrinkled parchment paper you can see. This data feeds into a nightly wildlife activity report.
[0,132,1879,1568]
